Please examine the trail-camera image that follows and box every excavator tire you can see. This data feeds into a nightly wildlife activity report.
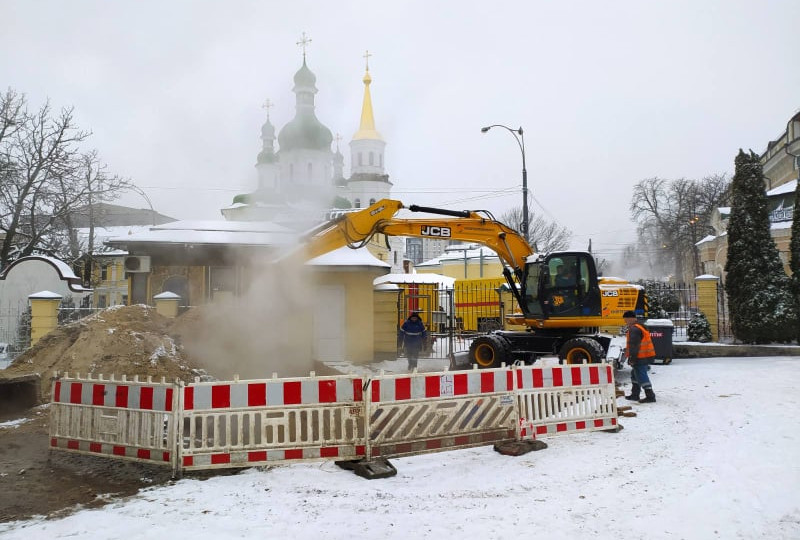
[469,334,511,369]
[558,337,605,365]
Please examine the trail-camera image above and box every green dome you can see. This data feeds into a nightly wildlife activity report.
[278,113,332,151]
[293,60,317,89]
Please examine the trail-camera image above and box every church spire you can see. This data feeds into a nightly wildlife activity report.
[353,50,383,141]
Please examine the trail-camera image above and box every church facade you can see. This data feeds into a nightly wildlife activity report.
[221,52,405,270]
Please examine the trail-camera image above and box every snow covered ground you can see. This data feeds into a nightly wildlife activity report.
[1,356,799,540]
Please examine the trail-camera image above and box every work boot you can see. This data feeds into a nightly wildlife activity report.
[639,389,656,403]
[625,384,641,401]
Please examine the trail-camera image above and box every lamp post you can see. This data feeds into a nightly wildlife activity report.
[127,185,156,226]
[481,124,528,240]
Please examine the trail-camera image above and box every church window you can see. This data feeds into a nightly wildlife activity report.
[369,152,374,165]
[358,153,363,166]
[379,153,383,167]
[355,198,361,208]
[369,198,376,205]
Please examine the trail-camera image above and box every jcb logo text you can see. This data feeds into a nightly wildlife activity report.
[421,226,451,237]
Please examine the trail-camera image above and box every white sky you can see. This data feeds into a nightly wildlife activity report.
[1,0,798,262]
[1,355,798,539]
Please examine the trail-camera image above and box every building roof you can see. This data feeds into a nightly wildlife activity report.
[105,220,296,248]
[767,179,797,197]
[306,246,390,267]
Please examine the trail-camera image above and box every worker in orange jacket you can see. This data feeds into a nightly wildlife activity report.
[623,310,656,403]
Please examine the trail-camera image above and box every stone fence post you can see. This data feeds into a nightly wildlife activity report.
[153,291,181,318]
[695,275,720,342]
[29,291,63,346]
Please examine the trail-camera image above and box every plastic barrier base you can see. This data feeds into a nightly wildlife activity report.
[494,439,548,456]
[336,458,397,479]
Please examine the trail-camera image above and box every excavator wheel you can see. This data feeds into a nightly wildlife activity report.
[558,337,605,365]
[469,334,511,369]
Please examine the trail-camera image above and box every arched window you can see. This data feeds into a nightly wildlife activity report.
[369,152,374,165]
[354,198,361,208]
[358,153,363,166]
[379,154,383,167]
[369,198,376,205]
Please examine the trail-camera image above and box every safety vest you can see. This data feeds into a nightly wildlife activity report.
[627,323,656,359]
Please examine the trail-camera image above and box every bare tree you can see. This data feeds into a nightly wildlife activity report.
[501,207,572,254]
[630,175,729,281]
[0,90,131,269]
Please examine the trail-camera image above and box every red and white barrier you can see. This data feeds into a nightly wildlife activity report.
[365,368,518,459]
[179,374,366,471]
[514,364,618,438]
[49,373,179,471]
[48,362,619,476]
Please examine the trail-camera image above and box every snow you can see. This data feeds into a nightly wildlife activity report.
[374,273,456,286]
[766,179,797,197]
[306,246,391,267]
[1,356,798,539]
[28,290,62,299]
[0,418,30,429]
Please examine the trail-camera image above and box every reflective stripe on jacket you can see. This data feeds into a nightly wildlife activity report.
[627,323,656,359]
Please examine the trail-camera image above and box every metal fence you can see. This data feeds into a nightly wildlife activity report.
[643,281,731,340]
[399,280,733,362]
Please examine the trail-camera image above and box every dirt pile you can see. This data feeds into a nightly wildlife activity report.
[3,305,209,398]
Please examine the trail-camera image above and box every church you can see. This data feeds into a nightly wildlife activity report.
[220,45,406,271]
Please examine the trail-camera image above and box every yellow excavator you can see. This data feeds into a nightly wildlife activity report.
[302,199,644,367]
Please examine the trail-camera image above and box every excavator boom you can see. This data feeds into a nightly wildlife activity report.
[303,199,534,275]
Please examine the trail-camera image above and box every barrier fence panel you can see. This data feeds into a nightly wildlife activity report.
[179,374,366,471]
[365,367,519,459]
[513,364,618,438]
[49,373,179,472]
[48,364,620,476]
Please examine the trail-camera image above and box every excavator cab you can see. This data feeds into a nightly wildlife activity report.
[520,252,602,322]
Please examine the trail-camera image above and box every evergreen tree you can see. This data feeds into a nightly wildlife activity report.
[687,312,712,343]
[790,178,800,340]
[724,150,798,343]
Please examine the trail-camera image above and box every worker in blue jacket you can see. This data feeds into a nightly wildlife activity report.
[400,312,428,371]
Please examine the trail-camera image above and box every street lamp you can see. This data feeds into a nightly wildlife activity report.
[127,185,156,226]
[481,124,528,240]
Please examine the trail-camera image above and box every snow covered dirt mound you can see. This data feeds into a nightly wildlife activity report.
[3,305,208,398]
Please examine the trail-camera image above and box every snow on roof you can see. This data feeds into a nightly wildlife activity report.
[29,290,63,299]
[416,245,500,267]
[771,220,793,230]
[306,246,391,267]
[767,179,797,197]
[104,220,298,248]
[373,273,456,287]
[152,220,292,233]
[153,291,181,299]
[696,235,718,245]
[40,256,79,279]
[76,226,152,255]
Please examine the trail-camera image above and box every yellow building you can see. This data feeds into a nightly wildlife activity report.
[697,111,799,278]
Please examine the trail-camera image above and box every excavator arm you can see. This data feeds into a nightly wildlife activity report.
[303,199,535,277]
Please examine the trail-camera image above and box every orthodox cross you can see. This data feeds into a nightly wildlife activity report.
[262,99,273,119]
[363,49,372,71]
[297,32,312,60]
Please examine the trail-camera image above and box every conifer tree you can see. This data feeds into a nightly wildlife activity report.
[724,150,798,343]
[687,312,712,343]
